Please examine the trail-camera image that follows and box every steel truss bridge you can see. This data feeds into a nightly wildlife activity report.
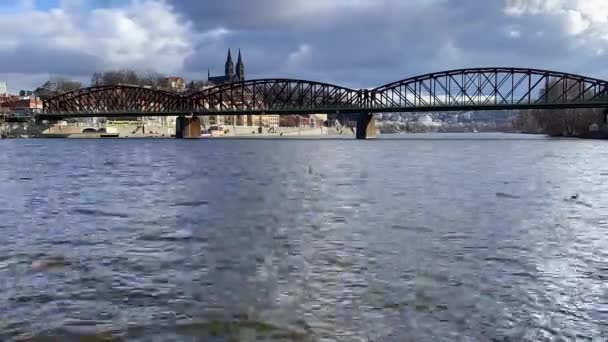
[41,67,608,119]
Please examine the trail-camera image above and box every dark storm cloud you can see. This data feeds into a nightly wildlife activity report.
[5,0,608,90]
[0,45,102,76]
[171,0,603,87]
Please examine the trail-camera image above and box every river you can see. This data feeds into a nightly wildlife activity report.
[0,133,606,341]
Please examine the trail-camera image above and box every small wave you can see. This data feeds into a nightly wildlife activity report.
[541,152,559,159]
[170,200,209,208]
[329,216,347,223]
[72,208,129,218]
[511,271,537,279]
[484,256,521,267]
[442,233,469,241]
[496,192,521,199]
[575,200,593,208]
[563,198,594,208]
[50,239,100,247]
[391,224,432,233]
[138,229,197,242]
[32,318,313,341]
[0,256,19,270]
[10,293,55,304]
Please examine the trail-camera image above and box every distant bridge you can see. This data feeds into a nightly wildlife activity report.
[40,67,608,139]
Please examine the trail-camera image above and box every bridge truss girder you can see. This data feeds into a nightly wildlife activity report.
[370,67,608,110]
[42,68,608,117]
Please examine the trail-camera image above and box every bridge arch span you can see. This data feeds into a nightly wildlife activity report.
[43,85,184,114]
[187,79,362,114]
[370,67,608,111]
[39,67,608,118]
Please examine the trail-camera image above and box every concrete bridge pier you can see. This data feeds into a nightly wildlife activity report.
[175,115,202,139]
[356,112,377,139]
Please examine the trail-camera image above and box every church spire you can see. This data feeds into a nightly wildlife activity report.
[236,49,244,81]
[227,49,233,63]
[225,49,234,78]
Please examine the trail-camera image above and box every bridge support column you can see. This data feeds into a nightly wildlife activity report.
[356,112,377,140]
[175,116,201,139]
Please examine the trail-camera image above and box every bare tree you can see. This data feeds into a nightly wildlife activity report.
[516,77,604,136]
[100,71,125,86]
[123,70,138,85]
[139,70,168,88]
[34,76,82,99]
[91,72,103,86]
[95,69,171,89]
[51,76,82,93]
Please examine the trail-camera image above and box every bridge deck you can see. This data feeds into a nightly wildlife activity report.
[39,103,608,119]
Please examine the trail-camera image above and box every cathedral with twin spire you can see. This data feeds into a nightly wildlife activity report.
[207,49,245,85]
[204,49,283,128]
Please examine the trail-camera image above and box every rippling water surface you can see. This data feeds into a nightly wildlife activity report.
[0,134,607,341]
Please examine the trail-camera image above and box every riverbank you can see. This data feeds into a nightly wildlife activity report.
[0,122,355,139]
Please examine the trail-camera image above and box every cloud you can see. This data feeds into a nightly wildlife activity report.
[0,0,196,89]
[285,44,313,71]
[175,0,586,87]
[3,0,608,91]
[504,0,608,39]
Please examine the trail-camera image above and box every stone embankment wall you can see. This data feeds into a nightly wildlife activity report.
[0,122,356,138]
[0,122,173,138]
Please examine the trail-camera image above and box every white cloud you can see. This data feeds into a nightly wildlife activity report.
[0,0,199,89]
[503,0,566,16]
[564,9,590,36]
[504,0,608,39]
[200,28,231,41]
[506,27,522,38]
[286,44,313,69]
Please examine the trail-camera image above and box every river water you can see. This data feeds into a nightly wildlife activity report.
[0,134,606,341]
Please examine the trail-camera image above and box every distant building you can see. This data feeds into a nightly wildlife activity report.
[203,49,252,126]
[311,114,328,127]
[165,76,185,92]
[0,94,18,103]
[280,116,302,127]
[280,114,326,128]
[205,49,277,128]
[417,114,442,127]
[312,114,328,121]
[0,98,43,114]
[0,82,7,95]
[251,114,280,127]
[207,49,245,85]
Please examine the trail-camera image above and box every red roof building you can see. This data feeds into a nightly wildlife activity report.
[1,98,43,113]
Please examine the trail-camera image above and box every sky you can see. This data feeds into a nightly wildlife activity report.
[2,0,608,92]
